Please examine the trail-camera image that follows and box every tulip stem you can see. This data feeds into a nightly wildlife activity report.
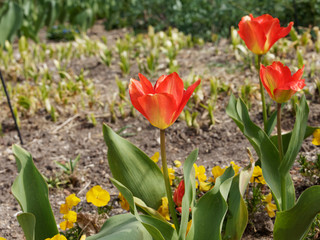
[160,129,180,231]
[257,54,267,132]
[277,103,286,211]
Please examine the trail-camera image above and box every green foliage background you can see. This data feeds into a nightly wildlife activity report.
[0,0,319,43]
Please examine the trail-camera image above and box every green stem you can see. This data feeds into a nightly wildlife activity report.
[277,103,286,211]
[257,54,267,132]
[160,129,179,231]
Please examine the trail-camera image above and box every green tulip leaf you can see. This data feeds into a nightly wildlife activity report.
[186,167,234,240]
[280,95,309,175]
[103,124,166,209]
[11,145,58,240]
[226,95,295,209]
[224,160,254,240]
[274,186,320,240]
[110,178,177,240]
[179,149,198,239]
[86,214,152,240]
[0,1,23,45]
[17,213,36,240]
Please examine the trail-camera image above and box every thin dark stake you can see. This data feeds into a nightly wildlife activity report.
[0,70,23,145]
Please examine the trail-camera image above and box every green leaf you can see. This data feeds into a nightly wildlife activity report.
[17,213,36,240]
[103,124,166,209]
[187,167,234,240]
[0,2,23,45]
[265,103,284,136]
[226,95,295,210]
[110,178,177,240]
[280,95,309,175]
[179,150,198,239]
[274,186,320,240]
[224,161,254,240]
[86,214,152,240]
[11,145,58,240]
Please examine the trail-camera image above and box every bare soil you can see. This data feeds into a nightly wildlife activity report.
[0,23,319,239]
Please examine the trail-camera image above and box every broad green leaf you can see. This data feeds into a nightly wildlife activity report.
[86,214,152,240]
[179,150,198,240]
[0,2,23,45]
[226,95,295,209]
[187,167,234,240]
[274,186,320,240]
[111,178,177,240]
[224,161,254,240]
[280,95,309,175]
[103,124,166,209]
[11,145,58,240]
[17,213,36,240]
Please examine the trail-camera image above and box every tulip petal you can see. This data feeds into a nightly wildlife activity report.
[267,21,293,52]
[138,73,155,94]
[171,79,201,123]
[154,75,168,89]
[129,79,149,117]
[273,88,295,103]
[238,15,267,55]
[137,93,178,129]
[154,72,184,105]
[290,66,305,91]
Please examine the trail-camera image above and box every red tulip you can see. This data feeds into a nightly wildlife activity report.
[238,14,293,55]
[173,180,185,207]
[129,73,200,129]
[260,62,305,103]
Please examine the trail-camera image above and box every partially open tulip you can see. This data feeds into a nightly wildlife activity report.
[173,180,185,207]
[238,14,293,55]
[129,72,201,129]
[260,62,305,103]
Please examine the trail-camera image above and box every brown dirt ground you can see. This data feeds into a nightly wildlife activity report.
[0,23,319,239]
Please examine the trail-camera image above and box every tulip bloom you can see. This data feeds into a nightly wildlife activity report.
[129,72,201,129]
[173,180,185,207]
[238,14,293,55]
[260,62,305,103]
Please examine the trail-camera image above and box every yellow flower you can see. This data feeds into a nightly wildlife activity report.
[174,160,182,168]
[0,238,7,240]
[312,129,320,146]
[63,210,77,223]
[60,193,80,214]
[230,161,240,175]
[194,164,207,182]
[45,234,67,240]
[263,193,277,218]
[168,168,175,185]
[60,203,69,214]
[151,152,160,163]
[119,192,130,211]
[86,185,110,207]
[199,181,211,192]
[157,197,170,220]
[250,166,266,184]
[65,194,81,208]
[60,220,74,231]
[162,167,175,185]
[80,235,86,240]
[211,166,225,181]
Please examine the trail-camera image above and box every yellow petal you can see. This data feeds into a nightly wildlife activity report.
[174,160,181,168]
[63,210,77,223]
[65,193,81,208]
[312,129,320,146]
[150,152,160,163]
[86,185,110,207]
[59,203,69,214]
